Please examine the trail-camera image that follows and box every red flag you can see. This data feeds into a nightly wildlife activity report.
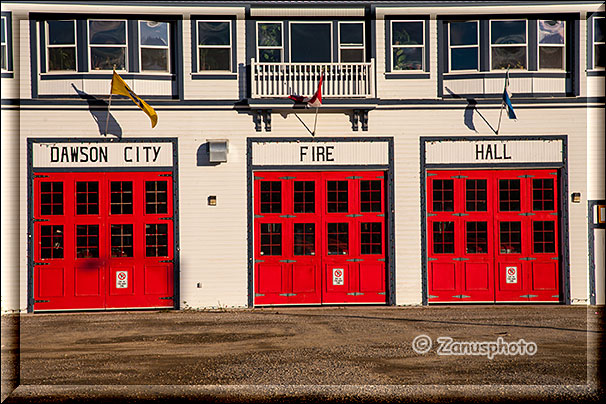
[289,75,323,108]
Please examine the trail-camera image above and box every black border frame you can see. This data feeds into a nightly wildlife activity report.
[419,135,570,305]
[247,136,395,307]
[587,199,605,305]
[29,13,184,99]
[26,137,180,313]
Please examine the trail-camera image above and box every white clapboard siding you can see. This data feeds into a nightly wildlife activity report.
[182,17,245,100]
[587,107,605,200]
[442,78,484,96]
[375,19,437,100]
[532,77,567,94]
[1,110,22,313]
[7,100,600,311]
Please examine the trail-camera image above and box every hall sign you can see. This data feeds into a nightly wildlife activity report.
[33,141,173,168]
[252,141,389,166]
[425,138,563,165]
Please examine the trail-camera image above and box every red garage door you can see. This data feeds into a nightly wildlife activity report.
[427,169,560,303]
[254,171,387,305]
[33,171,175,311]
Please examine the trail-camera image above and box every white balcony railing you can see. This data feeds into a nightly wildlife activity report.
[251,59,376,99]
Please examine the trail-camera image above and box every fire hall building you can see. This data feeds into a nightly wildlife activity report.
[1,1,604,312]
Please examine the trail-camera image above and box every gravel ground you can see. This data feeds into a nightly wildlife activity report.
[2,306,603,403]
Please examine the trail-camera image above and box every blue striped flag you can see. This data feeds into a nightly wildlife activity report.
[502,70,517,120]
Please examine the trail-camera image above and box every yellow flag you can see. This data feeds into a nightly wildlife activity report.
[110,70,158,128]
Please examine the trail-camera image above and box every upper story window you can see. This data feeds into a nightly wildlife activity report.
[391,20,424,70]
[538,20,565,70]
[139,21,170,72]
[46,20,76,71]
[197,20,232,71]
[290,22,332,63]
[490,20,527,70]
[88,20,127,71]
[257,22,283,62]
[593,16,605,69]
[449,21,479,71]
[339,22,365,62]
[1,14,8,71]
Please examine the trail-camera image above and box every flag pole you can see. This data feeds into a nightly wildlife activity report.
[104,66,116,136]
[312,106,319,136]
[496,100,505,135]
[495,67,509,135]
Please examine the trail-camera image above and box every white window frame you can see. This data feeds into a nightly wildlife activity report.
[256,21,283,63]
[338,21,365,63]
[196,19,232,72]
[87,19,128,72]
[1,15,8,72]
[593,16,605,70]
[288,21,333,63]
[138,20,171,73]
[489,19,528,71]
[537,20,566,71]
[390,19,425,72]
[45,20,77,72]
[448,20,479,72]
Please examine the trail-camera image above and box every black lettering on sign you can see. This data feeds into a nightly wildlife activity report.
[50,146,59,162]
[300,146,308,162]
[475,143,512,160]
[299,145,337,162]
[326,146,334,161]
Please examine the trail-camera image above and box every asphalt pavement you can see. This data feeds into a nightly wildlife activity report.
[2,305,603,403]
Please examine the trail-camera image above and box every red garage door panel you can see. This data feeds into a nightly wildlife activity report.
[427,169,560,303]
[430,263,456,291]
[254,171,387,305]
[33,171,175,311]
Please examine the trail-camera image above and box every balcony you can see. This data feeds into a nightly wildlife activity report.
[251,59,376,99]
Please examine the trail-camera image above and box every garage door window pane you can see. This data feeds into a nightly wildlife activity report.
[360,180,381,212]
[293,223,315,256]
[40,225,64,259]
[260,181,281,214]
[499,221,522,254]
[110,181,133,214]
[146,181,168,214]
[293,181,314,213]
[499,179,521,211]
[76,182,99,215]
[327,223,348,255]
[532,178,555,211]
[327,181,348,213]
[146,223,168,257]
[260,223,281,256]
[433,221,454,254]
[76,225,99,258]
[361,222,382,255]
[533,221,555,253]
[432,179,454,212]
[466,221,488,254]
[465,179,487,211]
[111,224,134,258]
[40,182,63,215]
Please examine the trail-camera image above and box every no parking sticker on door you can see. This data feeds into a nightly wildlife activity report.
[333,268,344,286]
[116,271,128,289]
[506,267,518,284]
